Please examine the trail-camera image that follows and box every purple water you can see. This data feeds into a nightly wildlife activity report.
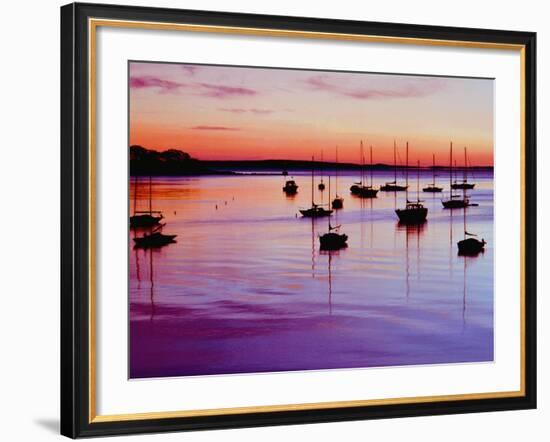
[129,170,494,378]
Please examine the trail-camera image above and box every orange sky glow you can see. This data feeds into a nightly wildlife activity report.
[129,62,494,166]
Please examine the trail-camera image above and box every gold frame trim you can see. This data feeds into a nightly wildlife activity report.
[88,18,527,424]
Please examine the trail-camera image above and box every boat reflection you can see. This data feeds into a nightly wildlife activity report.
[397,220,425,301]
[130,172,494,378]
[133,246,157,321]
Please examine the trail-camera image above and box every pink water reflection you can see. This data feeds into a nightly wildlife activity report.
[130,171,494,378]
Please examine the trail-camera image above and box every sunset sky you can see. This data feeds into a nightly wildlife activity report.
[129,62,494,166]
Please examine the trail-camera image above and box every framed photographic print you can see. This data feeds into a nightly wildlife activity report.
[60,2,537,438]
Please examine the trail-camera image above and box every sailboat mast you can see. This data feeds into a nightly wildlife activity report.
[449,141,453,197]
[360,140,364,185]
[417,160,420,202]
[455,160,457,185]
[405,141,409,200]
[133,175,138,216]
[463,193,467,240]
[432,154,436,186]
[328,175,331,228]
[393,139,397,183]
[311,155,314,206]
[370,145,374,187]
[464,146,467,183]
[362,153,366,186]
[335,146,338,196]
[148,175,152,215]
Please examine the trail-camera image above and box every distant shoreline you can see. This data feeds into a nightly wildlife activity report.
[130,160,494,177]
[129,145,493,177]
[202,159,494,170]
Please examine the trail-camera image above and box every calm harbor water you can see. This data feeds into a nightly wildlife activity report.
[129,170,494,378]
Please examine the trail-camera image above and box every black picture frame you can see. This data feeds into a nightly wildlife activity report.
[61,2,536,438]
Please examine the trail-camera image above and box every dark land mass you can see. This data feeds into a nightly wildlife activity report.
[130,145,235,176]
[130,146,494,176]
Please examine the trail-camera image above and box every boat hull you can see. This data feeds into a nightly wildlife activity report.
[331,197,344,209]
[319,233,348,250]
[458,238,486,255]
[442,199,469,209]
[299,207,333,218]
[451,183,475,190]
[395,207,428,224]
[133,233,177,248]
[283,180,298,194]
[423,186,443,193]
[357,187,378,198]
[130,214,163,228]
[380,184,408,191]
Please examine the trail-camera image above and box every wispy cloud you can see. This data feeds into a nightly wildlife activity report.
[218,108,247,114]
[250,108,273,115]
[130,76,186,92]
[130,75,258,99]
[198,83,257,98]
[305,75,446,100]
[219,108,273,115]
[181,65,199,76]
[191,125,241,131]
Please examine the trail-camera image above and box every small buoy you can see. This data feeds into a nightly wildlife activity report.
[225,201,227,205]
[215,205,218,210]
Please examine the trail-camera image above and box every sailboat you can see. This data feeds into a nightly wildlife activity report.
[380,140,408,191]
[451,147,476,190]
[350,141,378,197]
[320,175,348,250]
[283,178,298,194]
[133,223,177,248]
[457,204,486,255]
[423,153,443,192]
[318,150,326,191]
[130,175,163,228]
[442,142,470,209]
[300,156,333,217]
[350,141,363,195]
[357,145,379,198]
[395,145,428,224]
[331,146,344,209]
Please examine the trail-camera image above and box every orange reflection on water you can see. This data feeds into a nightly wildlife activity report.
[130,170,494,378]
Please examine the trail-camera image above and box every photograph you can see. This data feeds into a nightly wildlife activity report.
[128,61,495,379]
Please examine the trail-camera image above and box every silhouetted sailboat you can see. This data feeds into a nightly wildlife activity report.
[133,224,177,248]
[318,150,326,190]
[320,176,348,250]
[300,156,333,217]
[130,175,163,228]
[331,146,344,209]
[442,142,470,209]
[451,147,476,190]
[396,145,428,224]
[357,145,379,198]
[283,179,298,194]
[423,153,443,193]
[350,141,364,195]
[457,203,486,255]
[381,140,408,191]
[350,141,378,197]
